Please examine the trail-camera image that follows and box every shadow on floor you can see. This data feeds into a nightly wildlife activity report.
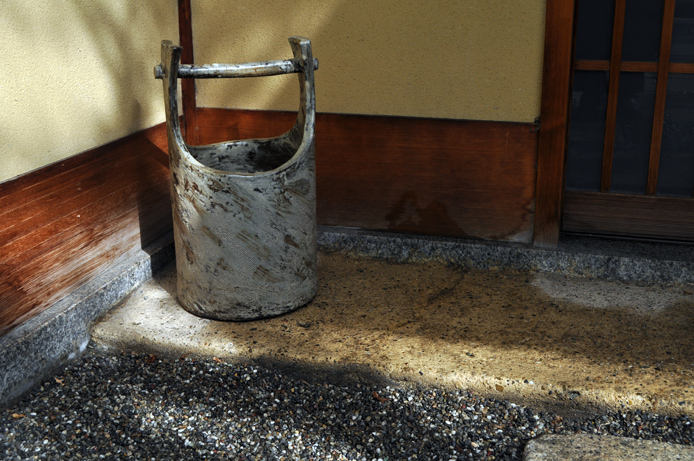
[92,252,694,418]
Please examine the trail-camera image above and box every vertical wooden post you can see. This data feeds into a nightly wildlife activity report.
[646,0,676,195]
[178,0,197,145]
[533,0,576,247]
[600,0,627,192]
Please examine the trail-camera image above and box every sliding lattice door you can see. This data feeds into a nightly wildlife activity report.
[563,0,694,240]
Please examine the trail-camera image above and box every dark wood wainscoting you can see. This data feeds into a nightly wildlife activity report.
[195,108,539,242]
[0,110,538,335]
[0,125,172,335]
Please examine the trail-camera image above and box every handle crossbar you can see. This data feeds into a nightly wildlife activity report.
[155,57,318,80]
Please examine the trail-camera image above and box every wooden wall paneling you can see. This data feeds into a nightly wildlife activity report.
[1,161,169,269]
[563,190,694,241]
[533,0,576,247]
[195,108,295,147]
[195,108,295,145]
[1,154,150,247]
[0,127,168,250]
[196,108,538,242]
[0,127,167,207]
[1,206,143,334]
[0,124,172,336]
[315,114,538,240]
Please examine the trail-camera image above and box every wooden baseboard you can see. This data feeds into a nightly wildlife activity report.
[563,190,694,241]
[0,109,539,334]
[0,124,172,335]
[195,108,539,242]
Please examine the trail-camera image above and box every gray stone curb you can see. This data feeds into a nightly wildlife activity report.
[318,227,694,285]
[0,233,175,407]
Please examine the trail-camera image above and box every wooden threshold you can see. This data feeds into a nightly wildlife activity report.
[195,108,539,242]
[563,190,694,241]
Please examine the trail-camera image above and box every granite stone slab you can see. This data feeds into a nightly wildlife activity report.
[0,234,174,407]
[524,434,694,460]
[318,227,694,285]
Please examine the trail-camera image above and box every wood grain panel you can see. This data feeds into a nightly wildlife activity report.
[0,124,172,336]
[563,190,694,241]
[196,108,538,242]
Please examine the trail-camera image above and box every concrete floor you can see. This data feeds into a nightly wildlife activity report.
[91,250,694,420]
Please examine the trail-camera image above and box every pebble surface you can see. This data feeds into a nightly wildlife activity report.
[1,346,692,460]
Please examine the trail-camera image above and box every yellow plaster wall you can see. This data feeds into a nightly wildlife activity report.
[0,1,178,183]
[192,0,546,123]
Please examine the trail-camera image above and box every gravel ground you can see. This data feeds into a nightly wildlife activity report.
[1,346,693,460]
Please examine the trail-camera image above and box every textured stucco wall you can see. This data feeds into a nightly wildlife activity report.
[192,0,546,123]
[0,1,178,183]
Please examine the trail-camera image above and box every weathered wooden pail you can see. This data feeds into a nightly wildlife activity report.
[155,37,318,321]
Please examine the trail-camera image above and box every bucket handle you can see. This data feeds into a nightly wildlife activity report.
[155,57,318,80]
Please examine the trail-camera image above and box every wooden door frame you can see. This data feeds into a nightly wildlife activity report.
[533,0,576,247]
[534,0,694,246]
